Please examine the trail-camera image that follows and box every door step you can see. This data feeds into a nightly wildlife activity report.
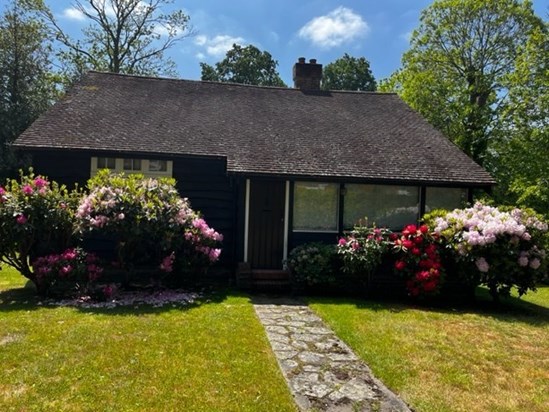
[236,263,290,291]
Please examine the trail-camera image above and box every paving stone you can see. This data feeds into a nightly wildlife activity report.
[265,325,288,335]
[298,351,326,365]
[253,296,411,412]
[277,350,298,360]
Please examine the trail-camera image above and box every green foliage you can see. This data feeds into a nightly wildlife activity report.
[337,223,392,276]
[34,0,192,80]
[287,243,337,286]
[0,0,59,179]
[493,24,549,216]
[0,170,81,291]
[322,53,376,91]
[381,0,545,166]
[200,44,286,87]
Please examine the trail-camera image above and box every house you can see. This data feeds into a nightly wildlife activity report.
[13,58,495,276]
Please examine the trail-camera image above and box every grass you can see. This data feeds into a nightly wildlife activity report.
[0,266,296,412]
[308,287,549,412]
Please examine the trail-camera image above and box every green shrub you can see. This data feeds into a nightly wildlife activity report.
[287,243,337,286]
[337,223,393,276]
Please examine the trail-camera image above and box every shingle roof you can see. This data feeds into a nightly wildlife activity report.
[14,71,495,186]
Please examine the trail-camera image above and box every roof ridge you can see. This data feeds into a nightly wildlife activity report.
[86,71,397,95]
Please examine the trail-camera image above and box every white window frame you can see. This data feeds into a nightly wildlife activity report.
[91,157,173,178]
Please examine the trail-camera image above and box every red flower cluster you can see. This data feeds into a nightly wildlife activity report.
[393,224,443,297]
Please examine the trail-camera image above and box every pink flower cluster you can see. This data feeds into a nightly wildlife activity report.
[32,248,103,284]
[192,218,224,242]
[160,252,175,273]
[434,203,537,253]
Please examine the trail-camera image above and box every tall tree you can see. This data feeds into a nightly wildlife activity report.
[0,0,58,179]
[495,23,549,215]
[36,0,192,79]
[321,53,376,91]
[200,44,286,87]
[380,0,544,166]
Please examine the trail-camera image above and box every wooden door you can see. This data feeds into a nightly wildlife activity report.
[248,180,285,269]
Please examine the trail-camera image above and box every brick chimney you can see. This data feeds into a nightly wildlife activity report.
[293,57,322,90]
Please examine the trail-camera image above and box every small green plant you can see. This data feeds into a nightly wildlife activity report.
[287,243,337,286]
[337,222,393,276]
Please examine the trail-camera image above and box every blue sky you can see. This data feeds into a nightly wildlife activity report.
[40,0,549,85]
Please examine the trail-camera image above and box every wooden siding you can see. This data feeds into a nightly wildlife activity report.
[171,158,236,267]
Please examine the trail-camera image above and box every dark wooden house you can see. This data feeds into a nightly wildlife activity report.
[13,58,495,279]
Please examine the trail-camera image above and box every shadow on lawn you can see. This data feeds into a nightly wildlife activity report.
[306,285,549,326]
[0,282,247,316]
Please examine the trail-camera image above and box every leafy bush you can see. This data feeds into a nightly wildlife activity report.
[32,247,103,296]
[393,224,444,297]
[76,171,222,282]
[0,170,81,293]
[337,224,393,276]
[287,243,337,286]
[429,203,548,300]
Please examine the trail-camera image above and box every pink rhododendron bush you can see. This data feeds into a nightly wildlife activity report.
[1,170,222,298]
[76,171,222,286]
[0,171,85,295]
[428,203,548,300]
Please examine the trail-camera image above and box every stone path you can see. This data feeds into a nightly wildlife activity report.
[253,296,411,412]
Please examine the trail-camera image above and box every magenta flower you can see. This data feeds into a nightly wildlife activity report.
[62,249,77,260]
[338,237,347,246]
[59,265,73,276]
[159,253,175,273]
[22,184,33,195]
[16,214,27,225]
[33,177,48,189]
[208,248,221,262]
[529,258,541,270]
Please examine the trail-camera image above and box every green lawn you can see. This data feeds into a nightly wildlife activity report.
[309,287,549,412]
[0,267,296,412]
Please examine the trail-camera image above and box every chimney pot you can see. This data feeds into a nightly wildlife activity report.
[293,57,322,90]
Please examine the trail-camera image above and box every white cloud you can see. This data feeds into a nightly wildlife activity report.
[62,7,86,21]
[193,34,245,58]
[298,7,369,48]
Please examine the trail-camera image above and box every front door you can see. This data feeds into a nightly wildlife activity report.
[248,180,285,269]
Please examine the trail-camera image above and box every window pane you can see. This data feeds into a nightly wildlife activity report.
[344,184,419,229]
[425,187,468,212]
[149,160,167,172]
[97,157,115,169]
[123,159,141,171]
[293,182,338,231]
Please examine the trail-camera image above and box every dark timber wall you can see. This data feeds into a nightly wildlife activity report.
[26,150,237,269]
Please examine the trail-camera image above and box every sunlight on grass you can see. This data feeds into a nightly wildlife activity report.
[0,266,296,412]
[309,287,549,412]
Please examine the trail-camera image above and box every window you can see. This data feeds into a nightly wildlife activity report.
[90,157,172,177]
[149,159,167,172]
[344,184,419,229]
[293,182,339,232]
[123,158,142,171]
[425,187,468,212]
[97,157,116,169]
